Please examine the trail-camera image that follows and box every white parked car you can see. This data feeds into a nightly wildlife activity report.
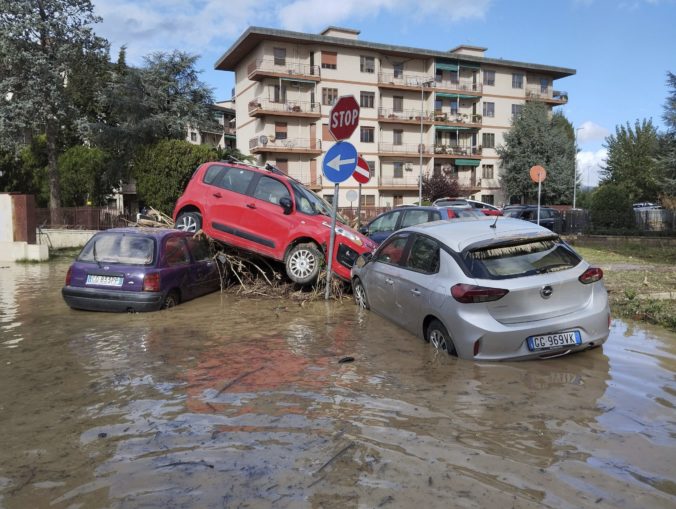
[351,218,610,361]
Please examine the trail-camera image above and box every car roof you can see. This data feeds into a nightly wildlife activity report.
[102,227,188,238]
[402,217,555,252]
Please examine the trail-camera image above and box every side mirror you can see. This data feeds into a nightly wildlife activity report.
[279,197,293,215]
[355,252,373,268]
[359,225,369,235]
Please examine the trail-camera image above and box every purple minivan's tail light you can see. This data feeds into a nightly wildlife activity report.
[143,273,161,292]
[579,267,603,284]
[65,266,72,286]
[451,284,509,304]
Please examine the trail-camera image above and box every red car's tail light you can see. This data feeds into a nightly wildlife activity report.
[451,284,509,303]
[65,266,72,286]
[143,273,161,292]
[579,267,603,284]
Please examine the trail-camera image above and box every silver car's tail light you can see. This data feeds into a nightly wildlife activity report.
[143,273,161,292]
[451,284,509,303]
[579,267,603,284]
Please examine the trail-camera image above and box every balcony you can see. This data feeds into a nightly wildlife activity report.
[525,86,569,104]
[377,73,436,91]
[247,58,321,82]
[433,112,482,128]
[433,78,482,96]
[431,144,482,159]
[377,108,434,125]
[248,98,321,119]
[379,174,420,189]
[378,142,433,157]
[249,137,322,155]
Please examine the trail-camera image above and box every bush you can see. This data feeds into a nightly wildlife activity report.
[133,140,220,214]
[589,184,635,230]
[58,146,111,206]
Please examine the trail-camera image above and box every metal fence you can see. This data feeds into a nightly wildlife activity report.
[37,207,133,230]
[561,209,675,234]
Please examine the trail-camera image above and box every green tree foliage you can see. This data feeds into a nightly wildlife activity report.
[0,0,109,211]
[422,171,461,203]
[601,119,660,202]
[133,139,220,214]
[58,145,111,206]
[656,71,676,202]
[589,183,635,230]
[0,137,49,206]
[498,102,576,205]
[664,71,676,131]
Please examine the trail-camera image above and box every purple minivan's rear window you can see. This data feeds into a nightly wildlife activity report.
[79,233,154,265]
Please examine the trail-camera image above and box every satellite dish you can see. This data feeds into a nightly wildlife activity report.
[259,135,268,145]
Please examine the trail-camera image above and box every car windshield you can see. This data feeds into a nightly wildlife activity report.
[79,233,155,265]
[463,239,581,279]
[503,209,524,218]
[291,182,349,224]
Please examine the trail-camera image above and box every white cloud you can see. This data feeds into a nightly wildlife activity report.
[577,121,609,143]
[577,148,607,187]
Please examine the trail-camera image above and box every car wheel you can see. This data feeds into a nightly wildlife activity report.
[162,290,180,309]
[426,319,457,356]
[175,211,202,233]
[353,278,370,309]
[285,243,322,285]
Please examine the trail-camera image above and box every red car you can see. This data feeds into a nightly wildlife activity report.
[173,161,376,284]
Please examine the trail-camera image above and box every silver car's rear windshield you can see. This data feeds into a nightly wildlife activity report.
[463,239,581,279]
[79,234,155,265]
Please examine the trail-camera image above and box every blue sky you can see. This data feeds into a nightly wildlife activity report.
[92,0,676,186]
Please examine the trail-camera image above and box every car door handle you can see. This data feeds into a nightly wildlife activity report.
[212,192,222,198]
[384,278,394,285]
[246,203,256,209]
[410,289,421,296]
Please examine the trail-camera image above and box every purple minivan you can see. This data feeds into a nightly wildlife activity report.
[62,228,221,312]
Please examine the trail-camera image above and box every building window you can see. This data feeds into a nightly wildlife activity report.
[540,77,549,93]
[483,70,495,86]
[393,162,404,178]
[322,88,338,106]
[360,91,375,108]
[393,129,403,145]
[393,96,403,112]
[393,63,403,78]
[275,122,287,140]
[393,195,404,207]
[512,73,524,89]
[512,104,524,117]
[366,160,376,176]
[360,126,374,143]
[360,195,376,206]
[482,164,494,179]
[451,99,458,115]
[190,132,197,142]
[435,69,443,83]
[275,159,288,174]
[481,194,495,205]
[273,47,286,66]
[321,51,337,69]
[360,55,375,73]
[322,123,332,141]
[272,84,286,103]
[324,194,334,204]
[482,133,495,149]
[483,102,495,118]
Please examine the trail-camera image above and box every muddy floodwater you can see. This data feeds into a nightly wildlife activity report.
[0,260,675,509]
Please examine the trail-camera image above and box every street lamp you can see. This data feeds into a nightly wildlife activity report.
[573,127,584,209]
[419,78,434,204]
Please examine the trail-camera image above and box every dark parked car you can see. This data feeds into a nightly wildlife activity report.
[359,206,484,245]
[502,205,562,233]
[62,228,222,312]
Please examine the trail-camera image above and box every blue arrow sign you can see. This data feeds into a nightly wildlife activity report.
[322,141,358,184]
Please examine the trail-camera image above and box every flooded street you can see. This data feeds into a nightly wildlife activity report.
[0,259,674,509]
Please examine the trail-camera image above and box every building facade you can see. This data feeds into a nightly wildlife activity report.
[216,26,574,207]
[186,100,237,150]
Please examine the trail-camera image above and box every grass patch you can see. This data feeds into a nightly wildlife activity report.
[574,243,676,266]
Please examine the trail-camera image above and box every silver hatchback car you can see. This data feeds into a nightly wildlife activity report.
[351,218,610,361]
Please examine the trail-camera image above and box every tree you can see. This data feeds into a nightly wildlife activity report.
[498,101,576,204]
[589,183,635,231]
[656,71,676,203]
[0,0,109,214]
[422,171,461,203]
[601,119,661,202]
[133,139,220,214]
[58,145,111,206]
[0,137,49,205]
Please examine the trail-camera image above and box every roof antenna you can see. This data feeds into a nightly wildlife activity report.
[490,214,499,229]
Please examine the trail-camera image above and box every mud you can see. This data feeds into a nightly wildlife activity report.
[0,260,674,508]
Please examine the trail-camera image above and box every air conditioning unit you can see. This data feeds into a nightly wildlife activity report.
[259,135,269,145]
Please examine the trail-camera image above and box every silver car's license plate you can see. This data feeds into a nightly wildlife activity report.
[86,274,123,287]
[527,330,581,351]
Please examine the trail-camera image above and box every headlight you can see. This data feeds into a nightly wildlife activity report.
[323,221,363,247]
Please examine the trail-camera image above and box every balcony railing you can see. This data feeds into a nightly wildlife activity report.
[248,98,321,117]
[432,144,482,156]
[378,73,435,88]
[378,142,431,155]
[378,107,434,122]
[526,87,568,103]
[433,112,483,126]
[379,175,420,187]
[249,136,322,153]
[434,78,482,94]
[247,58,320,80]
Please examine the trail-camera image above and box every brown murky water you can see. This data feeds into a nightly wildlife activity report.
[0,260,674,509]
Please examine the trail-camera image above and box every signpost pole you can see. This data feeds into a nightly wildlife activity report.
[356,183,362,228]
[537,179,542,226]
[324,183,339,300]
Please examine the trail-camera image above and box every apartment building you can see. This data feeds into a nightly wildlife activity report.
[186,101,237,150]
[215,26,574,207]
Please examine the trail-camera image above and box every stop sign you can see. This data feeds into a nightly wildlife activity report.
[329,96,360,140]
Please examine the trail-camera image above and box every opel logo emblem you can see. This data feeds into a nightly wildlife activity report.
[540,285,553,299]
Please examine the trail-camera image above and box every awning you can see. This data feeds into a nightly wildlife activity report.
[435,62,459,72]
[280,77,316,85]
[455,159,481,166]
[459,61,481,70]
[435,92,479,100]
[435,125,472,131]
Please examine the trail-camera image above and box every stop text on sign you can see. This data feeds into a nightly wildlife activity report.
[331,109,359,130]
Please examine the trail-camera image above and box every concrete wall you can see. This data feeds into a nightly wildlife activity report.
[0,194,49,262]
[37,229,96,249]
